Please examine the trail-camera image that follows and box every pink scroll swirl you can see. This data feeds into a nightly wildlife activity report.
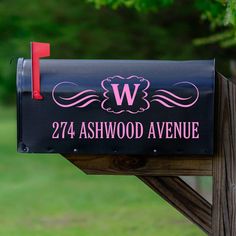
[151,81,199,108]
[52,82,101,108]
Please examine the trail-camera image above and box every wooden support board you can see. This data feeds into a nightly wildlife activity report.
[212,74,236,236]
[63,73,236,235]
[139,176,212,234]
[64,155,212,176]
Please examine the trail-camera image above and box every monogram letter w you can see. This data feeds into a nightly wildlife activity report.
[111,84,140,106]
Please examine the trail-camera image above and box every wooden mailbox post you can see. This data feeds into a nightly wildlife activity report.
[64,73,236,235]
[17,43,236,235]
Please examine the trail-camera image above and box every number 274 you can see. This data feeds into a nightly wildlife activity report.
[52,122,75,139]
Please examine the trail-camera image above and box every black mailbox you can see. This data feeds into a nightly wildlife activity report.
[17,45,215,155]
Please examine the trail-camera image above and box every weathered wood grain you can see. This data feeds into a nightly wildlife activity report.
[139,176,212,234]
[64,154,212,176]
[212,74,236,235]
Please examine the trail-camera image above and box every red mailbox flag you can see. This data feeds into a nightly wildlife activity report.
[31,42,50,100]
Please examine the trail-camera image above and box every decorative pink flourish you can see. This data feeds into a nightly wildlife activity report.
[151,81,199,108]
[101,75,150,114]
[52,82,100,108]
[52,80,199,112]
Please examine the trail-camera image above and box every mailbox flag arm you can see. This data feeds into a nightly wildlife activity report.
[31,42,50,100]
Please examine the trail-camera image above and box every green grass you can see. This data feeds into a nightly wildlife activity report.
[0,106,205,236]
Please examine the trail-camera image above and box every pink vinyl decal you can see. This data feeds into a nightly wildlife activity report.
[52,82,101,108]
[151,82,199,108]
[101,75,150,114]
[52,79,199,112]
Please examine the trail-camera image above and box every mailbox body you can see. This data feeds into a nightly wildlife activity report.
[17,59,215,155]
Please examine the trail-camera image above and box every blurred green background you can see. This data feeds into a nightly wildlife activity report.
[0,0,234,235]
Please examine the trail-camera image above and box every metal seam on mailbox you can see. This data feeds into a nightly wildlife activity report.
[16,58,24,152]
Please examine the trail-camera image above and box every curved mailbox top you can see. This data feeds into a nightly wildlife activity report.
[17,59,215,155]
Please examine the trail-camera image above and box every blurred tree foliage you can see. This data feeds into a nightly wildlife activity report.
[89,0,236,47]
[0,0,235,104]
